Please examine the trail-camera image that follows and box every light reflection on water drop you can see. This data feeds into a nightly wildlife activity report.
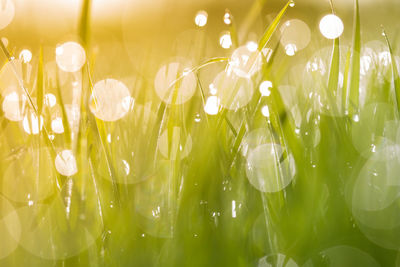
[204,96,220,115]
[219,31,232,49]
[55,150,78,176]
[194,10,208,27]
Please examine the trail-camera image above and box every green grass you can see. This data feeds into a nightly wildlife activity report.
[0,0,399,266]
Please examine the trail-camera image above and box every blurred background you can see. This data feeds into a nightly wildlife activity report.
[3,0,399,81]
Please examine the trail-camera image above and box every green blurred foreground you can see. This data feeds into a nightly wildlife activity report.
[0,0,400,266]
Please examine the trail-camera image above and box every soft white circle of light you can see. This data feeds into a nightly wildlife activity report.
[319,14,344,39]
[19,49,32,63]
[204,96,220,115]
[194,10,208,27]
[55,150,78,176]
[44,93,57,107]
[0,195,20,259]
[219,32,232,49]
[280,19,311,52]
[89,79,131,121]
[246,144,295,193]
[261,105,270,117]
[2,91,26,121]
[229,45,263,78]
[259,80,272,96]
[51,117,64,134]
[2,148,56,202]
[55,42,86,72]
[22,112,44,135]
[154,62,197,105]
[0,0,15,30]
[213,71,254,110]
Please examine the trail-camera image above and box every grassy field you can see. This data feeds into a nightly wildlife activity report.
[0,0,399,266]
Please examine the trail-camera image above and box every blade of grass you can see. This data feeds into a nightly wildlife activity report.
[36,46,44,115]
[79,0,92,47]
[381,27,400,116]
[346,0,361,115]
[258,0,291,51]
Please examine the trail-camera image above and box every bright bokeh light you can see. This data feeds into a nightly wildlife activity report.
[51,117,64,134]
[90,79,131,121]
[2,91,26,121]
[0,195,20,259]
[219,32,232,49]
[280,19,311,54]
[246,41,258,52]
[319,14,344,39]
[0,0,15,30]
[44,93,57,107]
[229,45,262,78]
[22,112,44,135]
[246,143,295,192]
[55,42,86,72]
[261,105,270,117]
[55,150,78,176]
[19,49,32,63]
[204,96,220,115]
[213,71,254,110]
[223,11,232,25]
[259,80,272,96]
[154,62,196,105]
[194,10,208,27]
[158,127,192,160]
[285,44,297,56]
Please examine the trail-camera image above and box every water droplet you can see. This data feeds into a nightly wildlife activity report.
[223,10,232,25]
[289,0,295,7]
[55,150,78,176]
[194,10,208,27]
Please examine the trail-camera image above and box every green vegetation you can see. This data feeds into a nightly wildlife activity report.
[0,0,399,266]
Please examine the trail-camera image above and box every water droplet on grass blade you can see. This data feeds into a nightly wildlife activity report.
[219,32,232,49]
[19,49,32,63]
[204,96,220,115]
[55,150,78,176]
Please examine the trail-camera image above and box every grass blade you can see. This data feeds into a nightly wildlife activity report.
[382,27,400,115]
[36,46,44,115]
[346,0,361,115]
[79,0,92,47]
[258,0,291,50]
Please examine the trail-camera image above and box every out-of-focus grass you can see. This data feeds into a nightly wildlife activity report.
[0,0,399,266]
